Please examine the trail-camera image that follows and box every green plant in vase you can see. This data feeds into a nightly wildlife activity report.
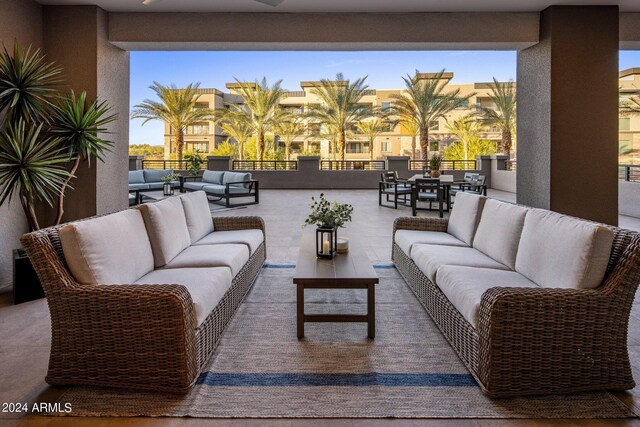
[429,153,443,178]
[304,193,353,258]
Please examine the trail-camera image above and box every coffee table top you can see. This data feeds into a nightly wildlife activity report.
[140,190,174,202]
[293,233,379,286]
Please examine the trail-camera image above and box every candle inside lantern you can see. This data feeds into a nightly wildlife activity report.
[322,239,330,255]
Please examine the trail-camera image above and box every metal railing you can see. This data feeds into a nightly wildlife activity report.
[232,160,298,171]
[320,160,386,171]
[506,160,517,171]
[409,159,477,171]
[620,164,640,182]
[141,160,204,170]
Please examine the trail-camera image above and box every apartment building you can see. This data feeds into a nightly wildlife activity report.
[164,70,640,162]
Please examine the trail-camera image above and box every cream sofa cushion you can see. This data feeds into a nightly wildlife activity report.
[447,192,487,245]
[59,209,154,285]
[472,199,529,269]
[411,244,510,282]
[395,230,467,257]
[134,267,232,328]
[437,266,539,328]
[163,244,250,276]
[179,191,214,243]
[138,197,192,267]
[515,209,614,289]
[193,229,264,254]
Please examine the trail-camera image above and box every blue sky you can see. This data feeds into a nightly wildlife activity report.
[129,50,640,146]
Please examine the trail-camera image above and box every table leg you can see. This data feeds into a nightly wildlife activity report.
[367,283,375,339]
[297,283,305,339]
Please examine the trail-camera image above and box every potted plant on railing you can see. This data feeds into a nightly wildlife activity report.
[0,40,117,303]
[184,149,204,176]
[429,153,443,178]
[304,193,353,259]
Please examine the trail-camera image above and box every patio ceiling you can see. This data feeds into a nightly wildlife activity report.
[34,0,640,13]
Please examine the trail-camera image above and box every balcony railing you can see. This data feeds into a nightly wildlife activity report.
[233,160,298,171]
[620,164,640,182]
[320,160,386,170]
[141,160,204,170]
[409,160,477,170]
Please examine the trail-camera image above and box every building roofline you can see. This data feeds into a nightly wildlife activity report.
[619,68,640,78]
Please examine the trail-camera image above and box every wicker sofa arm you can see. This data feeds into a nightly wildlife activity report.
[393,217,449,235]
[45,283,199,393]
[212,216,265,233]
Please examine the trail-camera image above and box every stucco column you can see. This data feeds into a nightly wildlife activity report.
[207,156,232,171]
[517,6,619,225]
[40,5,130,224]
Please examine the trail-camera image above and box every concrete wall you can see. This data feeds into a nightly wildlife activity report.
[490,155,516,193]
[0,0,43,290]
[620,181,640,218]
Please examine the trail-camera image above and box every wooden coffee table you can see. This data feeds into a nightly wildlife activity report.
[293,233,379,339]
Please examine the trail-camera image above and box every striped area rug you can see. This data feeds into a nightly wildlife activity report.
[53,264,636,418]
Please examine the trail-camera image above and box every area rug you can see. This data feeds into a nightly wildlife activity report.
[52,265,636,418]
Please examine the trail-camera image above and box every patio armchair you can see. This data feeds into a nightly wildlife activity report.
[379,171,412,209]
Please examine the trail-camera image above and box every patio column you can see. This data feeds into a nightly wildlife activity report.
[516,6,619,225]
[40,5,130,224]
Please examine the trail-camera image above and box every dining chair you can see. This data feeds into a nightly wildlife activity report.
[379,171,412,209]
[412,178,444,218]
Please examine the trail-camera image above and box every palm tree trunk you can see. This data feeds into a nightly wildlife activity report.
[176,129,185,162]
[338,130,346,162]
[420,126,429,162]
[238,140,244,161]
[257,130,265,161]
[285,141,291,161]
[55,156,81,226]
[502,129,512,159]
[20,192,39,231]
[411,135,416,160]
[370,139,374,160]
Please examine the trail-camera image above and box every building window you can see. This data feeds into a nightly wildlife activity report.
[381,140,392,152]
[346,142,370,154]
[429,141,439,152]
[190,122,210,135]
[381,101,392,112]
[194,102,209,109]
[429,120,440,131]
[186,142,209,152]
[381,122,394,132]
[619,118,631,131]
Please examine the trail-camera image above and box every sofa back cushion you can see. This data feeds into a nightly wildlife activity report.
[223,171,252,188]
[202,170,225,185]
[515,209,614,289]
[138,197,192,267]
[59,209,154,284]
[472,199,529,269]
[180,191,214,243]
[143,169,174,184]
[128,170,144,184]
[447,192,487,245]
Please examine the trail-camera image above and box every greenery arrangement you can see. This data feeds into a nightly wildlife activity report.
[161,173,180,184]
[183,149,204,175]
[304,193,353,229]
[429,153,443,171]
[0,40,117,231]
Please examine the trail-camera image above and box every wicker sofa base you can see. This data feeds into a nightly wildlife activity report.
[393,235,638,397]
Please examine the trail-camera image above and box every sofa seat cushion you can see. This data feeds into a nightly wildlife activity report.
[203,184,251,195]
[411,244,510,282]
[134,267,232,328]
[138,197,192,267]
[472,199,529,270]
[395,230,467,257]
[447,192,487,245]
[163,244,250,276]
[184,182,208,191]
[223,171,252,188]
[515,209,614,289]
[128,170,145,184]
[59,209,154,285]
[179,191,214,243]
[143,169,174,184]
[193,230,264,254]
[437,266,539,328]
[128,183,150,191]
[202,170,225,185]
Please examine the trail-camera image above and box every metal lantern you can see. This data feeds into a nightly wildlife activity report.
[316,226,337,259]
[163,182,174,196]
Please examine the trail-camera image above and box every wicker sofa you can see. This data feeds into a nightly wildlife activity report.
[21,191,265,393]
[393,192,640,397]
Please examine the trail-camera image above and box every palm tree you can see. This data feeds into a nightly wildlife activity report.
[477,78,516,159]
[391,69,473,162]
[445,116,484,161]
[276,120,304,160]
[131,82,213,162]
[355,116,395,160]
[218,78,288,161]
[306,73,372,161]
[620,95,640,115]
[218,120,252,161]
[399,118,419,160]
